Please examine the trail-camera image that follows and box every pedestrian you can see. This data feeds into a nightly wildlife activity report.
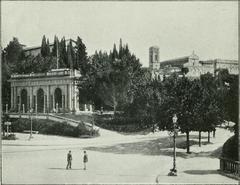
[66,150,72,169]
[83,151,88,170]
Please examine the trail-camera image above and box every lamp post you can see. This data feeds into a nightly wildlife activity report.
[168,114,178,176]
[29,108,33,140]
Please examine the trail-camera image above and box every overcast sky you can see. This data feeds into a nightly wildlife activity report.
[1,1,238,67]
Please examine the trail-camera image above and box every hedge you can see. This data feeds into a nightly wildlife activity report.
[94,115,153,132]
[222,135,238,161]
[8,118,99,138]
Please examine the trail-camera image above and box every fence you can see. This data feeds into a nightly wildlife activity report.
[219,157,240,177]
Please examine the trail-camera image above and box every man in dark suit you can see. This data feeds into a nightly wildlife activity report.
[66,150,72,169]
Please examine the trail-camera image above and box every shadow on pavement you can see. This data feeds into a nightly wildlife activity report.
[183,170,219,175]
[49,167,84,170]
[84,136,220,159]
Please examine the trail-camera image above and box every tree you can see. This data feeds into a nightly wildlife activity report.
[200,73,222,143]
[67,41,74,69]
[59,37,67,68]
[41,35,50,57]
[4,37,24,75]
[52,35,59,57]
[2,51,11,110]
[77,40,142,113]
[75,36,88,73]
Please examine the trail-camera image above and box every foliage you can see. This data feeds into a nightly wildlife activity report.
[10,118,99,138]
[78,39,143,112]
[222,135,238,161]
[41,35,51,57]
[94,115,153,132]
[75,36,88,72]
[2,134,17,140]
[4,37,24,66]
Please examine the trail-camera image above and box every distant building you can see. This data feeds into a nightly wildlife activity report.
[23,39,76,57]
[148,47,238,80]
[8,39,82,114]
[149,46,160,71]
[9,68,81,113]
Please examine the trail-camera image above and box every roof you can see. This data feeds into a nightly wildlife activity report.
[23,39,76,52]
[200,59,238,65]
[23,44,54,51]
[160,56,189,66]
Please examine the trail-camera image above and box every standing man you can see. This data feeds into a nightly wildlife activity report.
[83,151,88,170]
[66,150,72,169]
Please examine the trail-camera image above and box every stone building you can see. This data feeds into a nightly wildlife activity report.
[9,68,81,113]
[149,46,160,70]
[148,46,238,79]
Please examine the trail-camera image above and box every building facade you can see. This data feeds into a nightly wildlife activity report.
[9,68,81,113]
[149,46,238,79]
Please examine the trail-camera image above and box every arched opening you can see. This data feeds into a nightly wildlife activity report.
[20,89,28,112]
[37,88,44,113]
[54,88,62,108]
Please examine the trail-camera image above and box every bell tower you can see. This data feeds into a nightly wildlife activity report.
[149,46,160,70]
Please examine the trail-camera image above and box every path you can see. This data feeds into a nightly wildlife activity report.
[2,127,238,184]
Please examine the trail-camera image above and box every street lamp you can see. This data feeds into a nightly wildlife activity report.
[168,114,178,176]
[29,108,33,140]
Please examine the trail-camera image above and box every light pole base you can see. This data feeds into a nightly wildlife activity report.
[28,135,34,140]
[168,169,177,176]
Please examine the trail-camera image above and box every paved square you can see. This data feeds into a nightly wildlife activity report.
[2,128,238,184]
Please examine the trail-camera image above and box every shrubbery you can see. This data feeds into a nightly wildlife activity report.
[2,133,17,140]
[222,135,238,161]
[9,118,99,138]
[94,115,153,132]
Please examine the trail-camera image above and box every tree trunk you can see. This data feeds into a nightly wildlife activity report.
[198,131,201,147]
[2,124,5,136]
[186,130,190,153]
[112,89,117,114]
[208,131,210,143]
[213,129,216,138]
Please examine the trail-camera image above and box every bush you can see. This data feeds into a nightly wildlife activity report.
[9,118,99,138]
[222,135,238,161]
[94,115,153,132]
[2,133,17,140]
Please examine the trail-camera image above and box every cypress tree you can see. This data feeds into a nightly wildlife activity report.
[119,38,123,58]
[75,36,87,73]
[112,43,118,60]
[52,35,59,57]
[46,39,50,56]
[59,37,67,68]
[41,35,48,57]
[67,43,73,69]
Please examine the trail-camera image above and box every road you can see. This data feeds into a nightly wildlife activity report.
[2,127,238,184]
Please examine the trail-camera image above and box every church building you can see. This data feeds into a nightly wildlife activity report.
[148,46,238,79]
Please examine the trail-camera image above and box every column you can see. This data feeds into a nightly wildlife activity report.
[35,95,38,113]
[77,86,80,111]
[32,95,35,110]
[53,94,55,110]
[27,96,30,111]
[62,95,64,109]
[29,87,33,110]
[43,95,46,113]
[19,93,21,112]
[47,85,50,113]
[74,85,79,111]
[15,87,17,110]
[68,84,72,111]
[11,87,14,110]
[17,96,20,112]
[65,85,68,110]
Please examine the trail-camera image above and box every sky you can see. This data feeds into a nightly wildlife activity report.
[1,1,238,67]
